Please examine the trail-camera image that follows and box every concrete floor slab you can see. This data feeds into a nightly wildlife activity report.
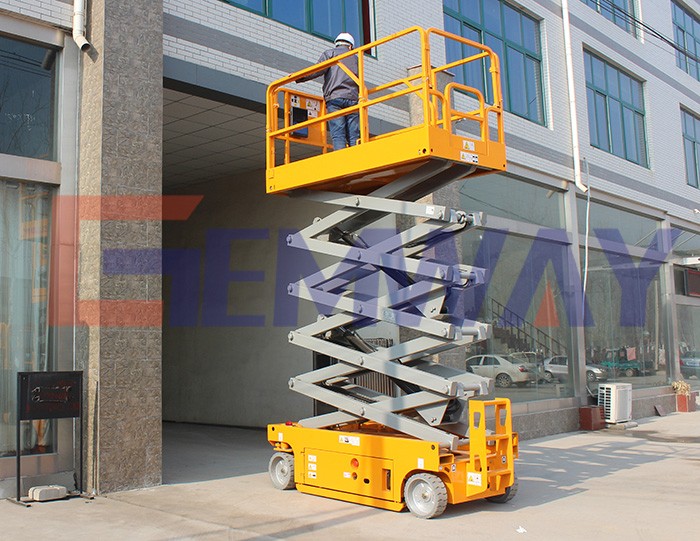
[1,413,699,540]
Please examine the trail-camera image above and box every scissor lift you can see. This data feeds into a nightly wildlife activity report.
[266,27,518,518]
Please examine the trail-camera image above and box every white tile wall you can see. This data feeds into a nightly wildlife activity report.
[4,0,697,224]
[0,0,72,29]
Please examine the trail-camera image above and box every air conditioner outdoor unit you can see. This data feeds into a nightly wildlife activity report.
[598,383,632,423]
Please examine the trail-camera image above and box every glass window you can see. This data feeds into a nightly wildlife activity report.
[227,0,367,45]
[581,249,667,390]
[576,198,660,248]
[584,51,648,166]
[460,174,565,229]
[672,1,700,82]
[0,180,54,457]
[443,0,544,124]
[672,227,700,258]
[461,229,574,402]
[678,305,700,394]
[270,0,306,31]
[0,34,57,160]
[581,0,637,35]
[682,109,700,188]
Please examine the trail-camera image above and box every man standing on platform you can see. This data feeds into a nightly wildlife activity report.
[296,33,360,150]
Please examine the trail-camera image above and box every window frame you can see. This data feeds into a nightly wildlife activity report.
[672,1,700,82]
[581,0,637,36]
[682,108,700,189]
[223,0,370,46]
[443,0,545,125]
[584,50,648,167]
[0,32,58,161]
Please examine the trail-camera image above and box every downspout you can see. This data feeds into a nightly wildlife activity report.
[561,0,587,193]
[73,0,91,52]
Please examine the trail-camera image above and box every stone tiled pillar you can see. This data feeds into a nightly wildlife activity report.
[78,0,163,493]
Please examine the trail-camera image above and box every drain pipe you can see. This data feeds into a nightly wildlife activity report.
[72,0,91,52]
[561,0,587,193]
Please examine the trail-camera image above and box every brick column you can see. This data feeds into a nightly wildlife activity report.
[78,0,163,493]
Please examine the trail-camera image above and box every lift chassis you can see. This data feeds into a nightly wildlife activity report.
[265,27,518,518]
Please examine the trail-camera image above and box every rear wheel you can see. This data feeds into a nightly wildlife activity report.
[495,373,513,388]
[544,371,554,383]
[624,368,637,378]
[586,370,596,383]
[404,473,447,519]
[487,477,519,503]
[269,452,295,490]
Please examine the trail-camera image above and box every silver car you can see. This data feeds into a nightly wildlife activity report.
[543,356,608,383]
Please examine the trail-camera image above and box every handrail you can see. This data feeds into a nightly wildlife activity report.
[266,26,504,173]
[490,298,567,357]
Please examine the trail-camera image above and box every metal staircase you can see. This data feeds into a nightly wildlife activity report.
[489,298,566,358]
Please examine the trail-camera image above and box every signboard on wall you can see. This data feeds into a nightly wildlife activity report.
[18,371,82,420]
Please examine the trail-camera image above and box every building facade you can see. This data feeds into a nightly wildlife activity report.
[0,0,698,496]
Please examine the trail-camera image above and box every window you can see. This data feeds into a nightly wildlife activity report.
[582,0,636,35]
[444,0,544,124]
[584,51,647,166]
[672,1,700,81]
[0,34,57,160]
[682,109,700,188]
[0,180,55,457]
[225,0,369,46]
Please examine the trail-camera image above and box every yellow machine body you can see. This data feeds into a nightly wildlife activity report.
[265,27,517,516]
[268,398,518,512]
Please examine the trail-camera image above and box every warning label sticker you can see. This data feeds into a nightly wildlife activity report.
[339,435,360,446]
[308,463,317,471]
[462,140,475,151]
[308,454,316,462]
[467,472,483,487]
[308,471,317,479]
[460,151,479,164]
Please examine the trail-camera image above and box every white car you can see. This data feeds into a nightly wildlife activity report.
[543,356,608,383]
[466,354,534,388]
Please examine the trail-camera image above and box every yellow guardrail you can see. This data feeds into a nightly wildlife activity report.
[266,26,504,173]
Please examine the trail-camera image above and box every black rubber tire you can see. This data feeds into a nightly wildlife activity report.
[544,371,554,383]
[624,368,637,378]
[495,373,513,388]
[403,473,448,519]
[586,370,596,383]
[269,452,295,490]
[487,477,519,503]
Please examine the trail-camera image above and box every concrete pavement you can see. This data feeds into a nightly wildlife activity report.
[2,412,699,540]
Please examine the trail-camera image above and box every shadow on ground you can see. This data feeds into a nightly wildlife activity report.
[163,422,270,484]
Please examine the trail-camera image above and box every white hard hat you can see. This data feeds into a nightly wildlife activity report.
[335,33,355,48]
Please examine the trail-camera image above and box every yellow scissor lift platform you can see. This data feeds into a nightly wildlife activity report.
[265,27,517,518]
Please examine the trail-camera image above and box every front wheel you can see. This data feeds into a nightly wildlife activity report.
[487,477,519,503]
[624,368,637,378]
[495,373,513,388]
[269,452,295,490]
[586,370,596,383]
[404,473,448,519]
[544,371,554,383]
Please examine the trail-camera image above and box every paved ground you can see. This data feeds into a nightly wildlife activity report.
[2,412,699,540]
